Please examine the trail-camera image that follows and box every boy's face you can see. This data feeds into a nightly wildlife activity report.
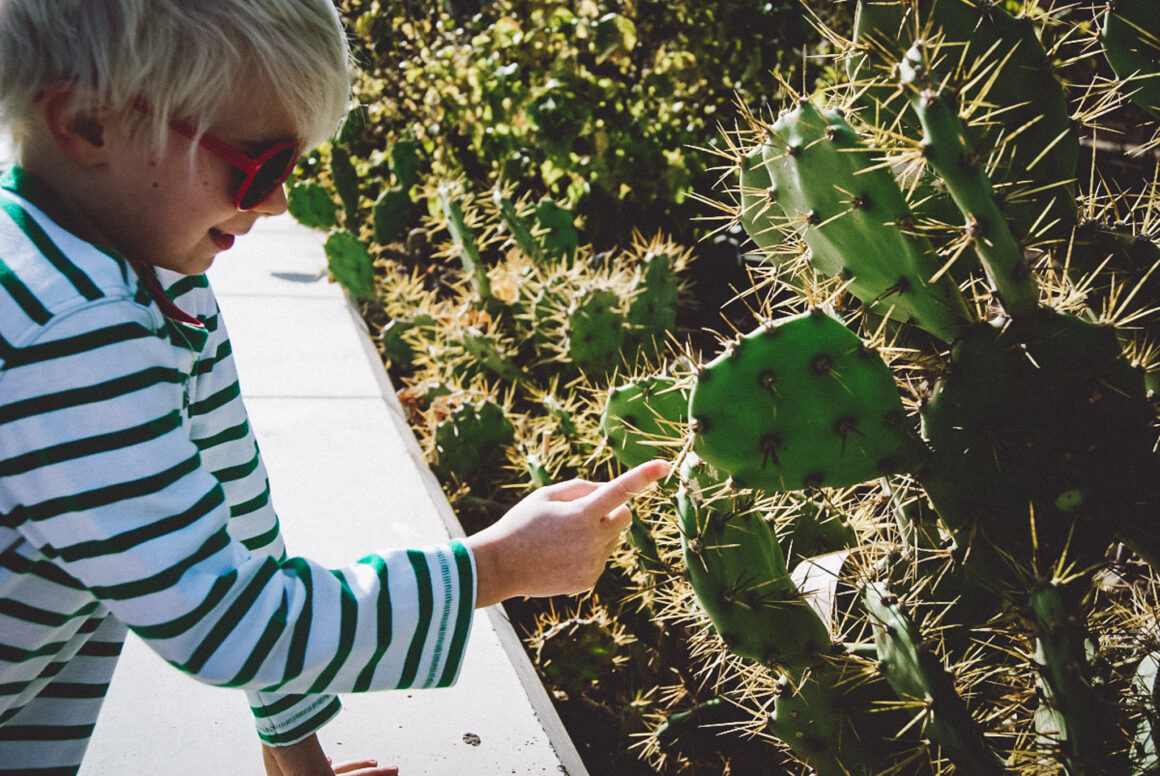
[90,91,300,275]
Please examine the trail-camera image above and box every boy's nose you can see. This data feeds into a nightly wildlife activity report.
[251,183,289,216]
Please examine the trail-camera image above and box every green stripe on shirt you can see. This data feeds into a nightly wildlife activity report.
[226,589,289,687]
[0,366,183,424]
[18,454,204,524]
[0,198,101,302]
[1,322,152,369]
[397,550,434,690]
[0,259,51,325]
[0,598,98,629]
[132,570,238,641]
[306,569,357,694]
[438,541,474,687]
[281,559,315,682]
[0,412,182,478]
[183,557,279,676]
[188,380,240,417]
[88,527,231,601]
[49,489,223,564]
[353,555,392,692]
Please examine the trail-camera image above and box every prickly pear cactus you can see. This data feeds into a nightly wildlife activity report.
[847,0,1079,248]
[626,238,684,356]
[1101,0,1160,120]
[372,185,410,245]
[324,230,375,302]
[288,180,339,230]
[331,146,361,227]
[296,2,1160,772]
[863,582,1004,776]
[688,309,926,491]
[919,309,1153,580]
[601,375,687,469]
[431,398,515,484]
[566,284,625,379]
[755,100,970,340]
[676,454,830,668]
[527,610,629,697]
[614,3,1160,775]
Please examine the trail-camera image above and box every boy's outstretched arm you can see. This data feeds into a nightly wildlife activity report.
[464,460,670,608]
[260,461,668,775]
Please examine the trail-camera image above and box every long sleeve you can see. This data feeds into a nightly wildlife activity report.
[0,276,475,697]
[163,273,342,745]
[0,175,476,742]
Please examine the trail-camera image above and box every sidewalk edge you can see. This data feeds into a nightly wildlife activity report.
[340,299,591,776]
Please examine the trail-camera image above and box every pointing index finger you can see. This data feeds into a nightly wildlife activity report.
[585,460,670,514]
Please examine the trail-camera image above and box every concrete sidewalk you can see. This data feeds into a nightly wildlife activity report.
[79,215,586,775]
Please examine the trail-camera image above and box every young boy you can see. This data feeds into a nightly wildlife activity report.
[0,2,668,775]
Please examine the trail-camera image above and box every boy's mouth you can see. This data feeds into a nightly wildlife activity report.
[210,229,235,251]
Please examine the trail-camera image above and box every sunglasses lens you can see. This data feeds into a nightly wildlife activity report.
[238,145,298,210]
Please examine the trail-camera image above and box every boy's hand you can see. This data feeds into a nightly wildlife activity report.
[466,460,670,607]
[261,735,398,776]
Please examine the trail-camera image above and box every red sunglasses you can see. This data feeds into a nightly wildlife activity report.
[33,92,301,211]
[167,117,301,211]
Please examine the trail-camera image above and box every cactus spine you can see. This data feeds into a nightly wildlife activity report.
[612,3,1160,774]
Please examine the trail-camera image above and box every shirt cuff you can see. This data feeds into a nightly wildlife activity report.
[247,691,342,746]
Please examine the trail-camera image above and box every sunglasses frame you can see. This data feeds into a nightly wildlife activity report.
[32,92,301,211]
[167,117,301,211]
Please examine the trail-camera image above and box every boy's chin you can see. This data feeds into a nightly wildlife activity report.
[148,252,218,276]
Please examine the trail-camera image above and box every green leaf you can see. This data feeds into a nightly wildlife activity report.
[324,230,375,301]
[390,140,421,190]
[330,147,361,227]
[372,186,410,245]
[287,182,338,230]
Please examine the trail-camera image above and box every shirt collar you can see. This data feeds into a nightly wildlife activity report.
[1,164,205,331]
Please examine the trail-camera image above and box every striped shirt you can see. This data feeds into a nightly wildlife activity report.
[0,167,475,775]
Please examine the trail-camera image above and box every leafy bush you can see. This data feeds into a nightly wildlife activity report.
[331,0,834,248]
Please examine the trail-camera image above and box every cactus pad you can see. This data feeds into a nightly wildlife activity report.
[601,376,687,469]
[1102,0,1160,120]
[372,185,410,245]
[737,138,785,259]
[900,44,1041,316]
[627,248,680,355]
[432,400,515,483]
[458,326,524,385]
[689,309,926,492]
[769,664,913,776]
[330,145,361,227]
[920,310,1152,573]
[852,1,1078,247]
[677,454,830,670]
[287,181,338,230]
[567,285,625,378]
[760,101,971,341]
[529,611,629,697]
[863,582,1005,776]
[1030,581,1123,773]
[324,230,375,301]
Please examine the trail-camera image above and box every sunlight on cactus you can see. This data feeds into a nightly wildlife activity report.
[599,2,1160,774]
[293,1,1160,772]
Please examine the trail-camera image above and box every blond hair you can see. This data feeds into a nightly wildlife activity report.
[0,0,352,154]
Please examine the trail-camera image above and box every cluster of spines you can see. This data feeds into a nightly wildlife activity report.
[610,3,1160,775]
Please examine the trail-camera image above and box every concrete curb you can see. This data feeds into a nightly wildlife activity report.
[339,288,590,776]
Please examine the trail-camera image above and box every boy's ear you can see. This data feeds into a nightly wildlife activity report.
[38,84,107,165]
